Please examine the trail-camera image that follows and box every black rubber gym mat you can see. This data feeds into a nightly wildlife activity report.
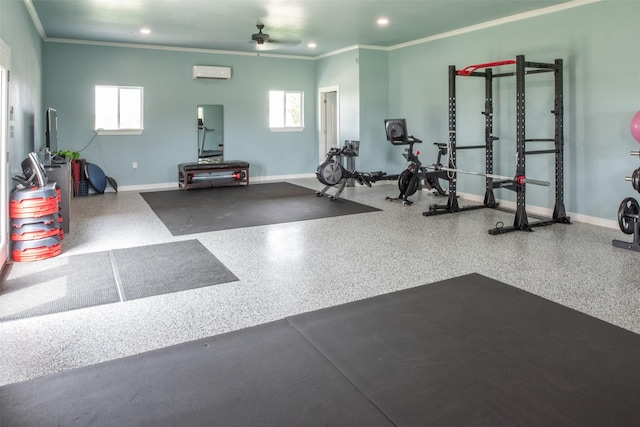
[140,182,381,236]
[288,273,640,426]
[112,240,238,300]
[4,274,639,425]
[0,240,237,321]
[0,251,119,322]
[0,320,393,427]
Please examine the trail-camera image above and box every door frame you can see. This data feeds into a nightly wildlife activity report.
[0,39,10,267]
[318,85,339,163]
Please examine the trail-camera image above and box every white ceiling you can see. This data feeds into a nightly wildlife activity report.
[28,0,578,57]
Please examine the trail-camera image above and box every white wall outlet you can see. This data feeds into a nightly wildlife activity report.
[132,161,138,169]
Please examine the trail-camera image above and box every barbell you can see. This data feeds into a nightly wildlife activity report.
[425,165,550,187]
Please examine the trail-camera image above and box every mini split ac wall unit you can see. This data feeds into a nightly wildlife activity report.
[192,65,232,80]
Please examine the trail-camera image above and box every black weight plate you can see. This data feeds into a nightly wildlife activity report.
[617,197,639,234]
[398,169,419,197]
[632,168,640,193]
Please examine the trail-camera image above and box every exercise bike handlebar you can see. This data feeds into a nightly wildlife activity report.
[389,135,422,146]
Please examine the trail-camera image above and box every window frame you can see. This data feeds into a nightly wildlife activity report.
[94,85,144,135]
[269,90,304,132]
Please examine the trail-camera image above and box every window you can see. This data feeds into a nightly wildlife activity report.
[269,90,303,131]
[95,85,143,135]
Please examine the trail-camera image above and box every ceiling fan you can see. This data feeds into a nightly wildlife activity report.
[250,24,300,50]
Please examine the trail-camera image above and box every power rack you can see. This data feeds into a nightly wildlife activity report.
[423,55,571,234]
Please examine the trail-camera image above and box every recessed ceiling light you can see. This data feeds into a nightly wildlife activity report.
[140,28,151,35]
[308,42,317,48]
[377,18,389,26]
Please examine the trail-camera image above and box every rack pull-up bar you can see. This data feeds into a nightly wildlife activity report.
[457,60,516,76]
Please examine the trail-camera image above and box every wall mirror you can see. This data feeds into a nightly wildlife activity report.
[197,105,224,162]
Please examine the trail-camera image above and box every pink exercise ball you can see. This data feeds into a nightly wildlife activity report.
[632,111,640,144]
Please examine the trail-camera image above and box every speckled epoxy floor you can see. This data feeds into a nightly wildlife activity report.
[1,178,639,386]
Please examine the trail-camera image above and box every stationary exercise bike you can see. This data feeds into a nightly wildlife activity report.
[384,119,448,205]
[316,141,386,201]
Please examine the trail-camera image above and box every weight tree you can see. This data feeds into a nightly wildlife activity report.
[424,54,571,234]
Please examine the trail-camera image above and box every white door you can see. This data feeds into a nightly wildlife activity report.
[0,40,10,267]
[319,87,339,162]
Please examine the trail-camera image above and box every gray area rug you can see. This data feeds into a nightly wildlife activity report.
[0,240,237,321]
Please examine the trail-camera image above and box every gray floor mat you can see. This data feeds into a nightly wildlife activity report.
[141,182,381,236]
[0,320,392,427]
[288,273,640,426]
[0,251,119,322]
[0,240,237,321]
[112,240,238,300]
[3,274,640,425]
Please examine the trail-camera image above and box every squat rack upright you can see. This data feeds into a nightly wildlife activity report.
[423,54,571,234]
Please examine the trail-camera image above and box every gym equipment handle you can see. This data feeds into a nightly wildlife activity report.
[457,60,516,76]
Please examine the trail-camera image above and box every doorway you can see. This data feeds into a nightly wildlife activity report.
[319,86,339,162]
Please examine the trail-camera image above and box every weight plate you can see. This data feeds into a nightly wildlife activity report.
[398,169,420,197]
[617,197,639,234]
[632,168,640,193]
[316,161,344,186]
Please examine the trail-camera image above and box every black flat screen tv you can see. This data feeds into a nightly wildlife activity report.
[45,108,58,153]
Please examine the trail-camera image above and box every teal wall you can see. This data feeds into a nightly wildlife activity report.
[358,48,391,172]
[5,0,640,222]
[0,0,43,178]
[315,48,391,171]
[42,43,317,185]
[316,49,360,146]
[386,0,640,221]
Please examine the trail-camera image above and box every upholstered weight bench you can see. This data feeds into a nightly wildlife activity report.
[178,161,250,190]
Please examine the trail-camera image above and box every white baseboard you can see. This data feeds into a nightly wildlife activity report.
[119,182,178,192]
[251,173,316,183]
[457,191,617,230]
[116,173,317,193]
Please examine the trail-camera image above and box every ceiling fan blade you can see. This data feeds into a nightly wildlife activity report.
[268,37,301,46]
